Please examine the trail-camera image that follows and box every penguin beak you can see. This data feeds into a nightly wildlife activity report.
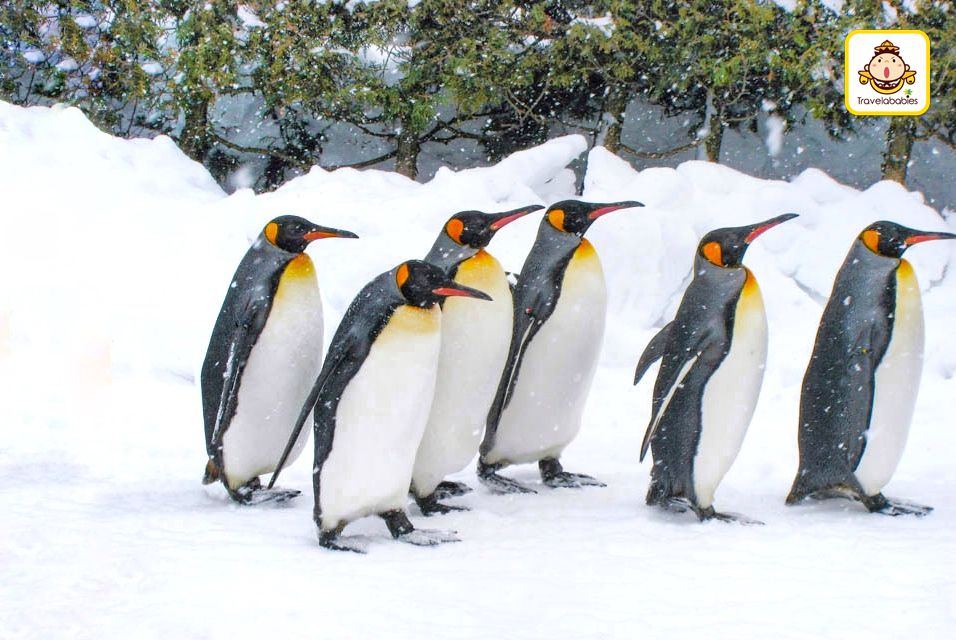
[904,230,956,246]
[489,205,545,230]
[745,213,799,243]
[588,200,645,220]
[432,282,492,301]
[303,226,359,241]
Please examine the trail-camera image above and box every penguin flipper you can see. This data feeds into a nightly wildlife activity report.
[845,323,890,471]
[481,308,545,454]
[209,300,272,454]
[640,329,725,462]
[634,321,674,385]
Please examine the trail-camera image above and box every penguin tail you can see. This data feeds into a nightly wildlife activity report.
[645,465,694,508]
[202,459,221,485]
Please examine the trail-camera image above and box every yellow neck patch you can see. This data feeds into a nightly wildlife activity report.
[388,304,441,335]
[574,238,596,260]
[283,254,315,280]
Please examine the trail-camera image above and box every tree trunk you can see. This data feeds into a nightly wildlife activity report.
[703,112,723,162]
[881,117,916,184]
[599,85,628,154]
[395,123,420,180]
[179,95,211,163]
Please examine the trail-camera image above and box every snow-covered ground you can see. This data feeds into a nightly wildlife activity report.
[2,101,955,639]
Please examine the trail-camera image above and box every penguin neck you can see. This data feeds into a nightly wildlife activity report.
[252,235,300,268]
[532,220,586,265]
[424,235,480,275]
[692,254,748,291]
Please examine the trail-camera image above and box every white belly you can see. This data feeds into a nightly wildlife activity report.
[222,265,324,490]
[412,252,513,496]
[486,243,606,465]
[854,261,923,496]
[319,305,442,530]
[694,275,767,508]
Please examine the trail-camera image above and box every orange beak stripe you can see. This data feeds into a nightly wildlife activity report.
[303,230,341,241]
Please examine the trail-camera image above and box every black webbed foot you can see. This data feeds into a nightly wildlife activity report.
[229,477,301,505]
[433,480,473,499]
[380,509,459,546]
[864,493,933,517]
[318,527,368,553]
[704,509,764,526]
[538,458,606,489]
[477,460,537,494]
[415,493,470,517]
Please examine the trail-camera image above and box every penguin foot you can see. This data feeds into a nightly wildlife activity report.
[233,487,302,505]
[318,529,368,554]
[865,494,933,517]
[380,509,460,546]
[397,528,461,547]
[706,510,764,526]
[539,458,606,489]
[433,480,473,499]
[477,461,537,495]
[415,493,470,517]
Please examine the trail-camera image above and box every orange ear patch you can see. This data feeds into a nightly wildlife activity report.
[702,241,723,266]
[396,263,410,289]
[861,229,881,254]
[264,222,279,245]
[548,209,566,232]
[446,218,464,244]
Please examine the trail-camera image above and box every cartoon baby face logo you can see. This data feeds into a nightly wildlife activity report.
[858,40,917,95]
[845,30,930,116]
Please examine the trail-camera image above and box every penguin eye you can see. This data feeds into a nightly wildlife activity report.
[446,219,464,244]
[702,241,723,267]
[548,209,566,232]
[265,222,279,246]
[861,229,881,254]
[396,263,410,290]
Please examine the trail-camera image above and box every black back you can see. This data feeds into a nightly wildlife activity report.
[480,218,582,456]
[200,235,296,465]
[791,239,898,496]
[637,255,747,505]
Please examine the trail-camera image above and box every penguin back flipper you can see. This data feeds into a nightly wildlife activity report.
[634,321,674,385]
[205,298,273,460]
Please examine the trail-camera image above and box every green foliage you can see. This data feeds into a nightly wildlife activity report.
[1,0,948,188]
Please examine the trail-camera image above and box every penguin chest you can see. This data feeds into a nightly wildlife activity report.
[319,305,442,529]
[694,272,768,508]
[413,251,513,495]
[854,260,924,496]
[222,255,324,489]
[491,241,607,464]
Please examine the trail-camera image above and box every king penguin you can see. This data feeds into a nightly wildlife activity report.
[786,221,955,516]
[479,199,643,494]
[201,215,357,504]
[412,204,544,515]
[269,260,491,552]
[634,213,797,523]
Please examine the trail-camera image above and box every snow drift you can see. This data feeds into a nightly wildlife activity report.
[2,102,955,639]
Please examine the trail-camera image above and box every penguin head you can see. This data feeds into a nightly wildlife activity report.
[859,221,956,258]
[262,215,359,253]
[544,200,644,236]
[698,213,799,268]
[442,205,544,249]
[394,260,493,308]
